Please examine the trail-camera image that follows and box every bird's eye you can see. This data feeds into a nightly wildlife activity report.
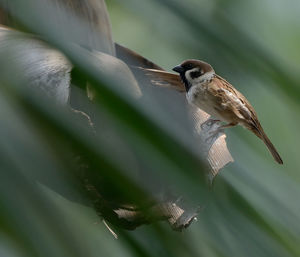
[183,63,193,70]
[186,64,193,69]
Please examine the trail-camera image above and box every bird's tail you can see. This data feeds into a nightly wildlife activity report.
[260,131,283,164]
[250,123,283,164]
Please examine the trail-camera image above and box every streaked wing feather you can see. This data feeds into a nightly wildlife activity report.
[139,68,185,92]
[115,44,184,91]
[213,75,254,120]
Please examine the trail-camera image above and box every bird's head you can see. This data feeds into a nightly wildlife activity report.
[172,59,215,92]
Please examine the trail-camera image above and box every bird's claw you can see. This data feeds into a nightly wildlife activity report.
[200,119,221,130]
[205,128,224,144]
[208,128,224,136]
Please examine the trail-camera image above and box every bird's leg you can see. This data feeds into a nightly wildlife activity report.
[200,118,221,130]
[206,122,238,141]
[201,119,237,144]
[210,119,221,123]
[218,122,238,130]
[208,122,237,138]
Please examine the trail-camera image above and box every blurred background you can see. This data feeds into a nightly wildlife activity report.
[108,0,300,180]
[0,0,299,256]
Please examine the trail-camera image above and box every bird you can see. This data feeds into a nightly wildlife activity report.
[172,59,283,164]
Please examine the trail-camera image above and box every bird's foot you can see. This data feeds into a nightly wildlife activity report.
[199,119,224,144]
[205,127,224,144]
[208,127,224,136]
[200,119,221,130]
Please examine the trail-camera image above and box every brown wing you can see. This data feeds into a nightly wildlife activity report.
[115,43,185,92]
[212,75,257,121]
[214,76,283,164]
[138,68,185,92]
[214,75,265,129]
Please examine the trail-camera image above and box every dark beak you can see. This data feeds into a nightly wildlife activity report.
[172,65,185,74]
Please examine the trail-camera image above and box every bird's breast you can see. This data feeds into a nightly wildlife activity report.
[187,84,225,120]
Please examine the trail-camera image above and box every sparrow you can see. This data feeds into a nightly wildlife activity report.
[172,59,283,164]
[116,43,235,177]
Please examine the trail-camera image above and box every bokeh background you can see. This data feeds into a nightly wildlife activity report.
[108,0,300,180]
[0,0,300,257]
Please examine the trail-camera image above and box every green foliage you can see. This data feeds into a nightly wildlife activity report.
[0,0,299,257]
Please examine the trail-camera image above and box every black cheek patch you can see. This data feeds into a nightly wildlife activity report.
[190,70,202,79]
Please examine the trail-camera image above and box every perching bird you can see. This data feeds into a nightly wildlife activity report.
[172,59,283,164]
